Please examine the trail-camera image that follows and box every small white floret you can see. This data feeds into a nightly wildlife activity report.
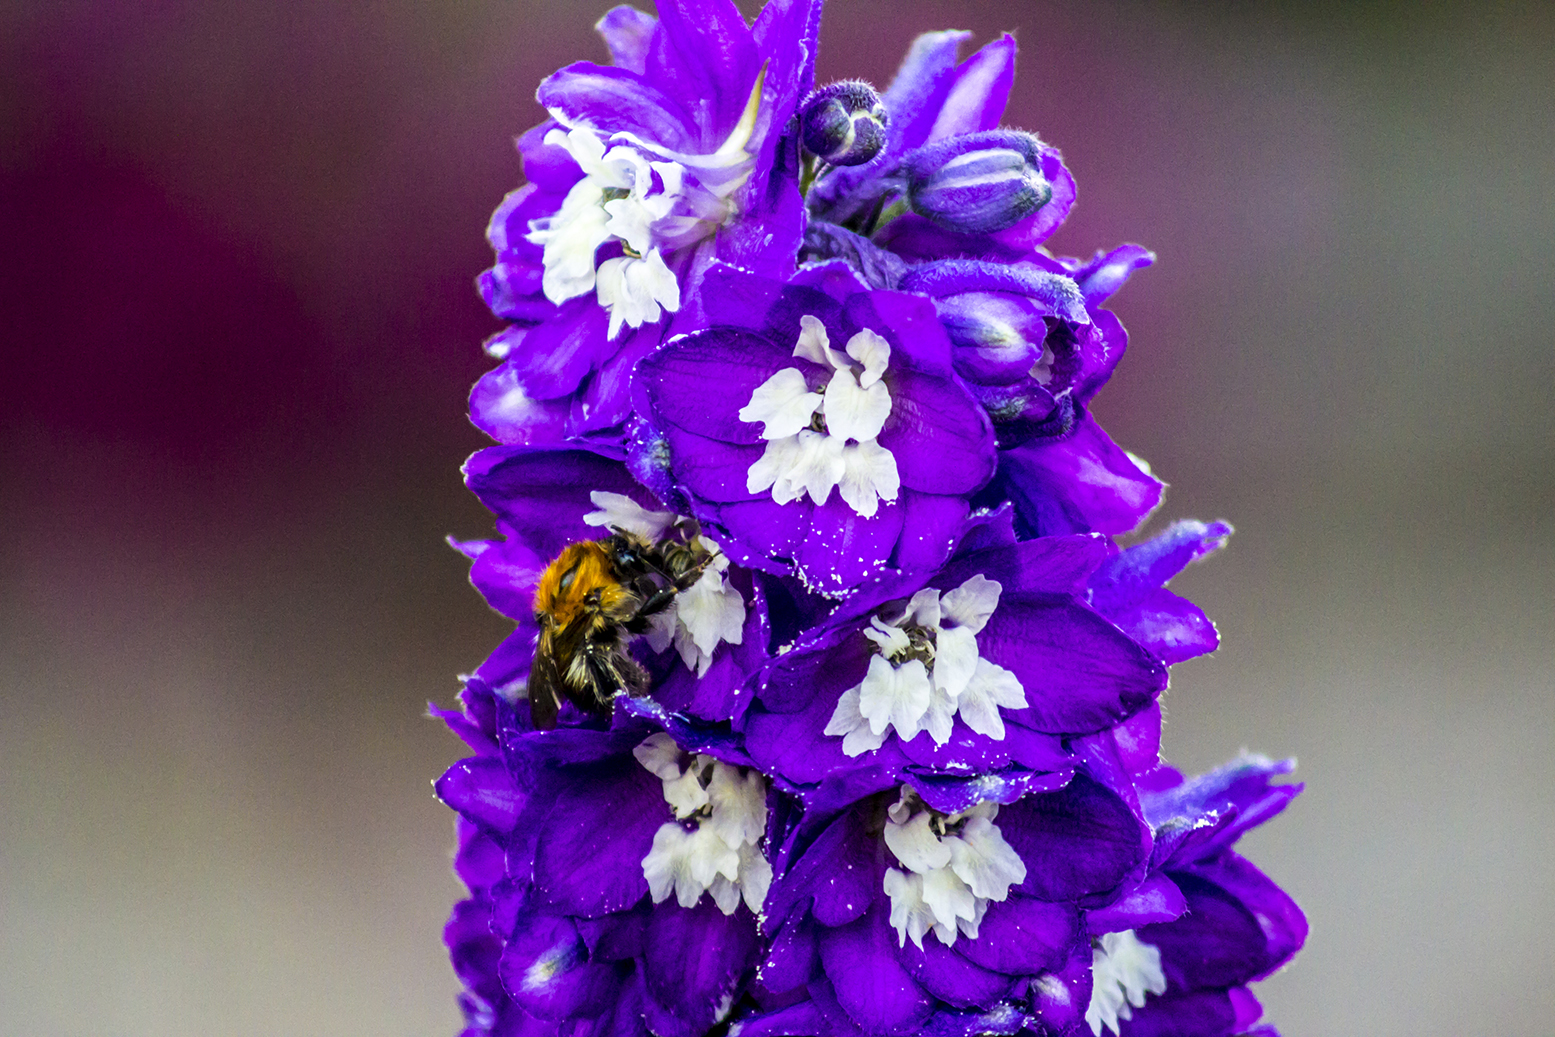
[1085,929,1167,1036]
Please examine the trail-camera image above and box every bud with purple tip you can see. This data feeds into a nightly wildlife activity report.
[904,130,1054,234]
[799,80,888,166]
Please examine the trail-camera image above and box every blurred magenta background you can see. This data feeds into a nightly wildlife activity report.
[3,1,1552,1034]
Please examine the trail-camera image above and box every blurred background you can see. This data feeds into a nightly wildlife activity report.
[2,0,1551,1033]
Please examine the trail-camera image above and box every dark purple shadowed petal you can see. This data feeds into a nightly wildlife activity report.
[889,493,970,574]
[437,756,525,832]
[999,773,1148,902]
[881,370,997,496]
[760,913,821,996]
[455,816,508,889]
[954,895,1077,976]
[1028,937,1093,1035]
[474,628,534,690]
[531,753,665,917]
[1143,856,1306,992]
[464,445,652,555]
[817,901,935,1034]
[662,426,768,503]
[498,911,622,1020]
[595,5,657,74]
[1115,987,1250,1037]
[900,936,1015,1008]
[641,897,762,1037]
[537,62,698,151]
[783,805,885,929]
[979,597,1165,735]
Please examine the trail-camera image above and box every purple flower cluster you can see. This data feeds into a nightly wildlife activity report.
[435,5,1305,1037]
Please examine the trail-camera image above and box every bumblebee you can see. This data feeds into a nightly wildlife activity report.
[528,524,716,730]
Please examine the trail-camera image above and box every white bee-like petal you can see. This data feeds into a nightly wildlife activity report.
[921,684,957,746]
[955,658,1029,740]
[933,625,980,700]
[939,574,1003,633]
[737,842,773,914]
[632,732,685,781]
[861,616,912,657]
[792,313,850,370]
[738,367,823,441]
[708,874,743,916]
[642,822,695,905]
[1086,930,1167,1037]
[706,761,767,848]
[746,435,804,499]
[582,491,677,541]
[945,815,1027,900]
[788,429,848,506]
[857,655,933,741]
[883,868,936,949]
[836,439,900,518]
[596,249,680,339]
[901,587,942,631]
[919,864,979,939]
[661,767,711,819]
[676,566,745,657]
[884,810,953,873]
[845,328,892,388]
[822,370,892,443]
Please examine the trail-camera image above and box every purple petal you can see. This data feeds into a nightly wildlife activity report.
[1111,588,1221,665]
[999,773,1148,902]
[1090,519,1234,617]
[760,913,820,995]
[817,901,934,1034]
[1085,873,1187,933]
[880,31,974,154]
[454,816,507,889]
[645,0,761,148]
[1068,243,1155,307]
[1028,937,1093,1034]
[980,597,1165,735]
[463,445,652,555]
[475,627,534,690]
[637,327,790,444]
[498,912,621,1020]
[1144,755,1301,869]
[537,63,697,151]
[1115,988,1249,1037]
[888,493,970,574]
[880,368,996,495]
[662,426,767,503]
[515,121,584,195]
[795,495,906,593]
[923,34,1017,140]
[900,936,1014,1007]
[436,756,524,832]
[779,805,885,929]
[989,145,1077,249]
[470,362,574,446]
[905,763,1073,816]
[642,897,762,1037]
[531,753,664,916]
[953,895,1076,976]
[1144,855,1307,990]
[468,536,546,621]
[998,414,1163,537]
[595,6,657,74]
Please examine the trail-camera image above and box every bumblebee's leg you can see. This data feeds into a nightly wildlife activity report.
[528,653,562,730]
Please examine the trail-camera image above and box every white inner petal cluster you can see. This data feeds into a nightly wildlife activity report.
[525,76,764,340]
[824,575,1027,755]
[583,493,746,677]
[880,787,1027,949]
[739,315,902,518]
[1085,930,1168,1036]
[635,733,772,916]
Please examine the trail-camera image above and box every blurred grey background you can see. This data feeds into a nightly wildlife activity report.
[2,1,1552,1034]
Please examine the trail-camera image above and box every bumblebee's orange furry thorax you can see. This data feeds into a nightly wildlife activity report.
[533,541,634,630]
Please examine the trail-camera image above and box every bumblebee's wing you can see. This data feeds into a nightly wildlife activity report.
[528,649,562,730]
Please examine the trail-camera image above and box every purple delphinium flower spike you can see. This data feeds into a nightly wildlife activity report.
[437,7,1304,1036]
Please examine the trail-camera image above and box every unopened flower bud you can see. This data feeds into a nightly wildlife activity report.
[904,131,1053,234]
[799,81,888,166]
